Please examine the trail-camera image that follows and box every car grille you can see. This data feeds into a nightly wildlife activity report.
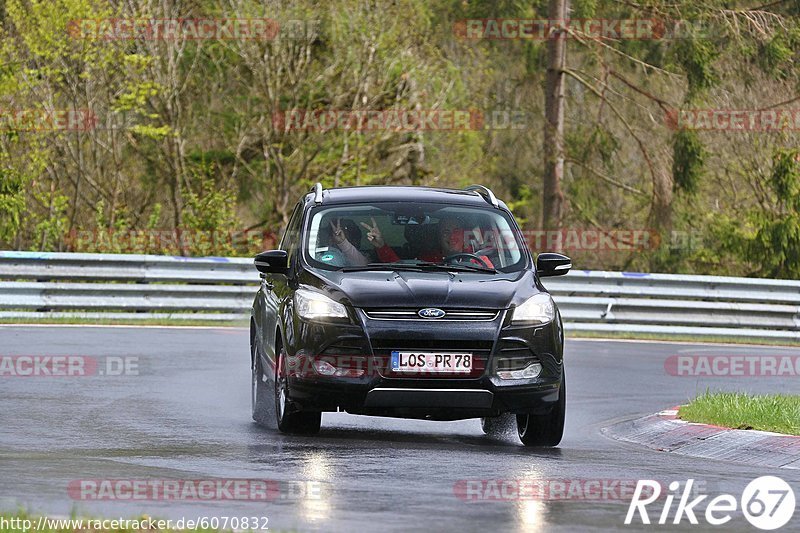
[363,308,499,321]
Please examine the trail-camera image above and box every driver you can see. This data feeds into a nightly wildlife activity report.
[360,215,494,268]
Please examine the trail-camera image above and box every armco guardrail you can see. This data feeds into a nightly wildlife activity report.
[550,271,800,340]
[0,251,254,322]
[1,251,799,339]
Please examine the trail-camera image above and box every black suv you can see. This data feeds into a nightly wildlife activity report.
[250,184,571,446]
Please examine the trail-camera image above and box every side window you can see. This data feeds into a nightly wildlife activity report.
[281,204,305,271]
[280,203,303,252]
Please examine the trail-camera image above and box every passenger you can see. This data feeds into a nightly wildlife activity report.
[327,218,369,266]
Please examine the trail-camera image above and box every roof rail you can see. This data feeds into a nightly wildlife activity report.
[464,185,499,208]
[313,182,323,204]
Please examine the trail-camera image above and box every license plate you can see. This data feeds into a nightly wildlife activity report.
[390,351,472,373]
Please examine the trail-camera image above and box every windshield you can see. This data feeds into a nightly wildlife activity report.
[304,202,527,273]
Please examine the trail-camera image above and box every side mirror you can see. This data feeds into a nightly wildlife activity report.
[536,252,571,277]
[254,250,288,275]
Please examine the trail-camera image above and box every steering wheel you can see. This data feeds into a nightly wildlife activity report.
[444,252,491,269]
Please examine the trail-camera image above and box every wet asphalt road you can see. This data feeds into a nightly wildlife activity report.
[1,326,798,532]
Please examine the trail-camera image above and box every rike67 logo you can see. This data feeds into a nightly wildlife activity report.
[626,476,796,530]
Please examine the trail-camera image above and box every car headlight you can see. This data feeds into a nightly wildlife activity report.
[511,293,555,325]
[295,288,348,320]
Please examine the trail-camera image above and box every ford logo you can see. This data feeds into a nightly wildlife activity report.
[418,308,446,319]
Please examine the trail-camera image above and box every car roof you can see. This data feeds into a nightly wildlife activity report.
[303,185,508,209]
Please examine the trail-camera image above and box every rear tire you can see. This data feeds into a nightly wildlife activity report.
[275,347,321,435]
[516,371,566,447]
[481,414,515,437]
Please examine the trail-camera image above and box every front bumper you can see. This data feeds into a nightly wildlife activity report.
[285,309,563,420]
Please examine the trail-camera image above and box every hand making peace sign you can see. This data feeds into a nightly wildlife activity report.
[329,218,348,246]
[359,217,385,248]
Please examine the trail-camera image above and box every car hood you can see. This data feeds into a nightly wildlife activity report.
[307,269,537,310]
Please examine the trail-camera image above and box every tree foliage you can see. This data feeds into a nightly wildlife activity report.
[0,0,798,279]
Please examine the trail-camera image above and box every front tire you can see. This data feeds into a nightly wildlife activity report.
[274,347,321,435]
[481,414,515,437]
[516,371,566,447]
[251,341,273,427]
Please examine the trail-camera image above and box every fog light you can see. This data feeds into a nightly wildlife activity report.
[314,360,337,376]
[497,362,542,380]
[313,360,365,377]
[334,368,365,378]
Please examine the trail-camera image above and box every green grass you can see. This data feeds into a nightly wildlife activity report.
[678,391,800,435]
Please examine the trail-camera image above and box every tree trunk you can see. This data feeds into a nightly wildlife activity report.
[652,165,673,244]
[542,0,569,233]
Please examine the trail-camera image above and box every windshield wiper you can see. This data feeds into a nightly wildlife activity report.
[340,261,496,273]
[399,260,497,274]
[341,261,497,274]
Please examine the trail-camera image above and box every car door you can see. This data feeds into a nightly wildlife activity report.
[260,202,303,375]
